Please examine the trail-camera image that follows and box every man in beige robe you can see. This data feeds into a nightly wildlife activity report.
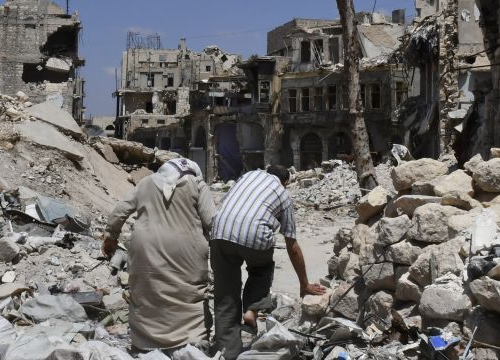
[103,158,216,351]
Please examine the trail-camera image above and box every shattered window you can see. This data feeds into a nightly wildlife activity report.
[301,88,310,112]
[288,89,297,113]
[259,80,270,103]
[370,84,380,109]
[313,87,323,111]
[313,39,324,63]
[328,85,337,110]
[396,82,407,106]
[301,41,311,63]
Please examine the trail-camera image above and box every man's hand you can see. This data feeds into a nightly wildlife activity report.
[102,235,118,258]
[300,283,326,297]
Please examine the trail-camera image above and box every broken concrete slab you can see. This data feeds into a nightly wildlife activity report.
[419,278,471,321]
[391,158,448,191]
[16,121,84,161]
[96,137,154,164]
[20,294,88,323]
[26,101,83,138]
[102,292,127,312]
[92,141,119,164]
[45,57,72,72]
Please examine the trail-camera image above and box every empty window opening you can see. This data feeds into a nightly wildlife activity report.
[313,87,323,111]
[288,89,297,113]
[301,41,311,63]
[329,37,340,64]
[370,84,381,109]
[360,84,366,108]
[22,63,69,83]
[41,25,78,57]
[205,65,212,72]
[25,24,36,29]
[105,125,115,131]
[157,119,165,125]
[259,80,270,103]
[328,85,337,110]
[221,55,228,63]
[142,119,149,125]
[166,101,177,115]
[145,102,153,113]
[164,73,174,87]
[301,88,310,112]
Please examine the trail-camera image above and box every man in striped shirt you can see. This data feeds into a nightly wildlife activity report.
[210,165,325,360]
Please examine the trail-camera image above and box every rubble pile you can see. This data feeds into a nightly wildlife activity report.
[312,153,500,359]
[288,160,362,212]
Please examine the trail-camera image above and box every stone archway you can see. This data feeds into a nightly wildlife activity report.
[300,133,322,170]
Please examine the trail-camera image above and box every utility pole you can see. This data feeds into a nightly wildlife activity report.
[336,0,378,191]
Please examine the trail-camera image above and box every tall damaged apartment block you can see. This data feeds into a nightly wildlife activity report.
[0,0,84,122]
[114,32,241,172]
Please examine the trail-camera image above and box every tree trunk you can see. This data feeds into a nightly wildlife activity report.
[336,0,378,191]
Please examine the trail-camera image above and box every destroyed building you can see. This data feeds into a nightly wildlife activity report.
[400,0,491,163]
[0,0,85,122]
[268,14,409,170]
[114,33,241,161]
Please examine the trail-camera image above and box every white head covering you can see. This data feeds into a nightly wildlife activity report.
[151,158,203,201]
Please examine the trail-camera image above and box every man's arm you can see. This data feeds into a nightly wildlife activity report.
[285,236,326,297]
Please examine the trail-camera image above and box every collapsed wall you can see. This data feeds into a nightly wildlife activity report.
[0,0,84,122]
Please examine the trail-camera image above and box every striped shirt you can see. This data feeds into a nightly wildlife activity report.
[211,170,296,250]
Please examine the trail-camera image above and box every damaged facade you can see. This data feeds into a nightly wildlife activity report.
[269,15,409,170]
[399,0,491,163]
[114,33,241,165]
[0,0,85,122]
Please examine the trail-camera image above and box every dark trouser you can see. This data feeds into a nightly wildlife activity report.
[210,239,274,360]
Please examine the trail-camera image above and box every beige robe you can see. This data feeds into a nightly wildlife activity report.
[106,174,216,350]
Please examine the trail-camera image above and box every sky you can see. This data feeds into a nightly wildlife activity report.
[55,0,416,117]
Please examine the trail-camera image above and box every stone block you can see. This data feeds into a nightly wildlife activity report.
[362,262,395,291]
[391,158,448,191]
[301,288,333,316]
